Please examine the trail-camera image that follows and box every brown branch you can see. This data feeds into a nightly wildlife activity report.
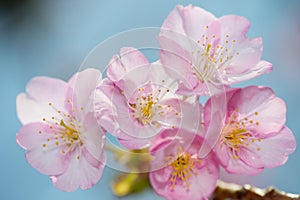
[212,181,300,200]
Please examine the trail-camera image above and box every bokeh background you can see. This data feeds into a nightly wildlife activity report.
[1,0,299,199]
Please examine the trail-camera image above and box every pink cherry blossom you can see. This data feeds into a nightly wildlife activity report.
[94,47,202,149]
[158,5,272,95]
[16,68,106,192]
[204,86,296,175]
[149,128,219,200]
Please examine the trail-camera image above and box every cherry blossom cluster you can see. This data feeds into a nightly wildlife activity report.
[16,5,296,200]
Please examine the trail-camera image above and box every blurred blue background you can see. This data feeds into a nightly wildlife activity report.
[1,0,299,199]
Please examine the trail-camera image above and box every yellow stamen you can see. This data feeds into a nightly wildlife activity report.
[167,147,200,191]
[222,111,262,158]
[206,44,212,56]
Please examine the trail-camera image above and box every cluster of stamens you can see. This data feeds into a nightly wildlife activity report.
[128,81,179,128]
[191,25,240,82]
[165,146,201,191]
[221,109,261,159]
[38,100,84,160]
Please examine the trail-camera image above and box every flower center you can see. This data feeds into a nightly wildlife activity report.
[192,44,217,82]
[129,85,178,127]
[221,110,261,158]
[166,147,200,191]
[192,28,239,83]
[130,93,158,125]
[39,101,84,159]
[140,95,155,121]
[59,119,81,143]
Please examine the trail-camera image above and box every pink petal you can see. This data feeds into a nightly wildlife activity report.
[214,141,230,167]
[225,60,272,83]
[242,126,296,169]
[204,88,238,127]
[158,36,198,90]
[181,5,216,41]
[106,47,149,90]
[50,148,105,192]
[199,87,232,158]
[158,35,192,74]
[214,136,264,175]
[218,15,250,43]
[161,5,216,42]
[160,5,185,36]
[68,68,102,120]
[17,77,70,124]
[149,129,178,154]
[215,143,263,175]
[229,86,286,133]
[95,79,148,145]
[224,38,263,76]
[150,129,197,170]
[119,47,149,71]
[148,62,179,89]
[214,138,263,175]
[150,166,172,196]
[214,23,272,84]
[82,113,106,162]
[94,78,120,134]
[199,111,224,158]
[225,153,263,175]
[120,64,152,98]
[160,99,202,133]
[110,91,141,137]
[17,123,69,175]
